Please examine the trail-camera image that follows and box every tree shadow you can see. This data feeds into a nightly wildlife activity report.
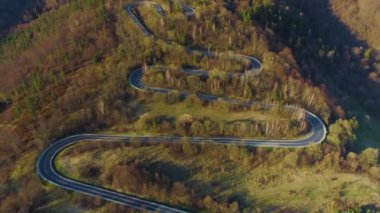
[361,204,380,212]
[123,157,253,210]
[0,0,43,38]
[0,100,11,113]
[143,160,190,182]
[252,0,380,149]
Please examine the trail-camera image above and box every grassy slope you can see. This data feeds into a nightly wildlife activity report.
[104,97,308,140]
[246,167,380,211]
[145,101,287,122]
[57,142,380,212]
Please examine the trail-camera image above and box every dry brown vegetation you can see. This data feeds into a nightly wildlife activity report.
[0,0,379,212]
[57,140,380,212]
[330,0,380,85]
[330,0,380,51]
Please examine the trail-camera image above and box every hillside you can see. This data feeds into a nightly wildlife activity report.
[0,0,379,212]
[330,0,380,51]
[330,0,380,93]
[241,0,380,149]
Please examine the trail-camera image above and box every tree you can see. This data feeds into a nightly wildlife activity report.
[368,166,380,180]
[190,121,204,135]
[240,9,252,23]
[346,152,359,172]
[228,201,240,213]
[327,118,358,148]
[363,48,373,60]
[359,148,379,168]
[170,182,191,204]
[181,137,197,156]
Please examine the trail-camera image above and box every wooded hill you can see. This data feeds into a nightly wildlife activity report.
[0,0,379,212]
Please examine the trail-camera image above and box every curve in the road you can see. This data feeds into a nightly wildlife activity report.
[36,1,327,212]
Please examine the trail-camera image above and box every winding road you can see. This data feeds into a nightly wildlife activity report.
[36,1,327,212]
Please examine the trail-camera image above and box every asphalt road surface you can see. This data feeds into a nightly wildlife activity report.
[36,1,327,212]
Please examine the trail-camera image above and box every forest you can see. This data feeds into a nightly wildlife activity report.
[0,0,379,212]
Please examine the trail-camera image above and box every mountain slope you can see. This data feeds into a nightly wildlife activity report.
[0,0,379,212]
